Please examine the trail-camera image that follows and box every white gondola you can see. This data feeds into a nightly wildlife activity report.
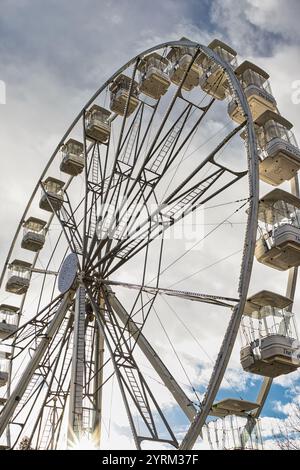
[167,37,202,91]
[85,106,111,143]
[255,111,300,186]
[137,53,170,99]
[255,189,300,270]
[228,61,277,123]
[39,177,64,212]
[21,217,46,252]
[109,74,139,116]
[60,138,84,176]
[5,259,31,295]
[198,39,237,100]
[211,398,259,418]
[240,291,300,377]
[0,351,10,387]
[204,415,263,450]
[0,304,19,339]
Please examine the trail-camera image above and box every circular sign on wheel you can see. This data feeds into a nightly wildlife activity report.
[58,253,78,293]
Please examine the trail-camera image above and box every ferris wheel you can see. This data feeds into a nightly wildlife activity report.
[0,37,300,451]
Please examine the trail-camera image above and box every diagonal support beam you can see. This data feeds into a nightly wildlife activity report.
[105,286,197,422]
[0,290,74,440]
[104,281,238,308]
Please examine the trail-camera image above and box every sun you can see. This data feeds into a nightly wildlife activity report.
[67,431,99,450]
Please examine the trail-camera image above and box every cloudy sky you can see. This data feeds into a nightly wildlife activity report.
[1,0,300,450]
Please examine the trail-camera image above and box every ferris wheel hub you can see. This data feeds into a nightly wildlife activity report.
[58,253,78,294]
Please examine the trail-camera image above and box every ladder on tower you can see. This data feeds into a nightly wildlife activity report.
[13,373,43,417]
[123,365,155,435]
[165,174,219,219]
[146,115,185,174]
[88,153,100,239]
[60,205,82,255]
[102,307,156,435]
[39,406,56,450]
[99,302,178,448]
[119,117,140,166]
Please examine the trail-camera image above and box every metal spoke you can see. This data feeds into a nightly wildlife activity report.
[103,280,238,308]
[85,49,205,270]
[90,171,244,279]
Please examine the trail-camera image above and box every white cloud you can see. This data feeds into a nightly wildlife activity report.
[245,0,300,42]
